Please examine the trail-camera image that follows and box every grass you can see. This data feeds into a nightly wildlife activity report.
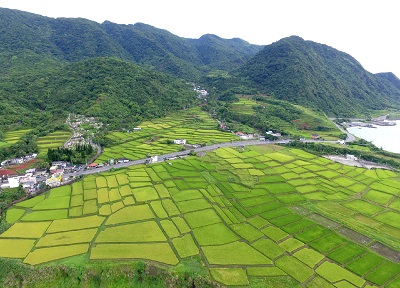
[36,228,98,247]
[327,243,366,264]
[90,243,179,265]
[37,130,72,156]
[0,239,36,258]
[105,204,154,225]
[24,244,89,265]
[293,248,325,268]
[47,215,105,233]
[159,220,180,238]
[365,261,400,286]
[14,195,46,208]
[184,209,222,228]
[210,268,249,286]
[32,196,71,210]
[375,211,400,229]
[316,261,365,287]
[202,242,272,265]
[343,200,383,216]
[193,223,239,245]
[21,210,68,221]
[275,255,314,283]
[345,252,384,276]
[5,208,26,223]
[1,144,400,287]
[172,234,199,258]
[0,222,51,239]
[0,129,31,148]
[96,221,166,243]
[96,107,238,163]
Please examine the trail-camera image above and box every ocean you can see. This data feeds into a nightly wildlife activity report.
[347,120,400,154]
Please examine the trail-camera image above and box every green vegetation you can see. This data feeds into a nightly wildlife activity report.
[47,144,95,164]
[234,36,400,116]
[95,107,238,163]
[1,145,400,287]
[0,130,38,162]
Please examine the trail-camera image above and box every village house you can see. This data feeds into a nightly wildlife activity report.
[46,175,62,187]
[311,134,320,140]
[266,131,282,138]
[174,139,187,145]
[346,154,358,161]
[8,176,20,188]
[88,163,98,169]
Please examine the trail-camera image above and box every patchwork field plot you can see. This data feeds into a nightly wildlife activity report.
[95,107,238,163]
[36,130,72,156]
[0,129,31,148]
[1,144,400,287]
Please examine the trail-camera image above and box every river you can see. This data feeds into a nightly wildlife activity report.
[347,120,400,154]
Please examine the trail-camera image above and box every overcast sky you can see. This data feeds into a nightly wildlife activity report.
[1,0,399,77]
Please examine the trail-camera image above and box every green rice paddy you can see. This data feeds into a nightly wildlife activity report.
[1,144,400,287]
[95,107,238,163]
[0,129,31,148]
[36,130,72,156]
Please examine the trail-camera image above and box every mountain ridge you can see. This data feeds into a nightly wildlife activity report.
[234,36,400,116]
[0,7,261,79]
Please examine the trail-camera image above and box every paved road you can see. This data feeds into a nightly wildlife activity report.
[62,139,335,180]
[332,122,356,142]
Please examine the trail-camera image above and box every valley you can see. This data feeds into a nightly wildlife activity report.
[1,7,400,287]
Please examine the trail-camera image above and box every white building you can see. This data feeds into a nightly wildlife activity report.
[346,154,358,161]
[150,155,158,163]
[8,176,20,188]
[174,139,187,145]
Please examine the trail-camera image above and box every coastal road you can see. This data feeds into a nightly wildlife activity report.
[63,139,335,180]
[332,122,356,142]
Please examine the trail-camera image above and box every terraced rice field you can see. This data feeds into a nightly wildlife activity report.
[0,129,31,148]
[96,107,238,163]
[2,145,400,287]
[36,130,72,156]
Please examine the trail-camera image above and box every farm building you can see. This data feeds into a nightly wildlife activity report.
[174,139,187,145]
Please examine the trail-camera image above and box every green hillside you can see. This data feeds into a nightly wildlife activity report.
[0,57,197,130]
[0,8,261,80]
[234,36,400,117]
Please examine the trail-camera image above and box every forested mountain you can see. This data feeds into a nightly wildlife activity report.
[0,8,261,79]
[0,58,197,129]
[235,36,400,116]
[1,7,400,132]
[375,72,400,90]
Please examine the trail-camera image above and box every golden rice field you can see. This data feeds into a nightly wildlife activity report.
[1,145,400,287]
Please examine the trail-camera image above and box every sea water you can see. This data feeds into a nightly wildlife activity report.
[347,120,400,154]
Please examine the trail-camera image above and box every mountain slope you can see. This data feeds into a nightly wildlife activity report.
[236,36,400,116]
[0,8,261,79]
[0,58,197,129]
[375,72,400,90]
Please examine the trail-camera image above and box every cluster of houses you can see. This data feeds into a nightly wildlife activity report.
[0,161,78,193]
[193,85,208,99]
[1,168,46,192]
[0,153,38,168]
[64,114,104,149]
